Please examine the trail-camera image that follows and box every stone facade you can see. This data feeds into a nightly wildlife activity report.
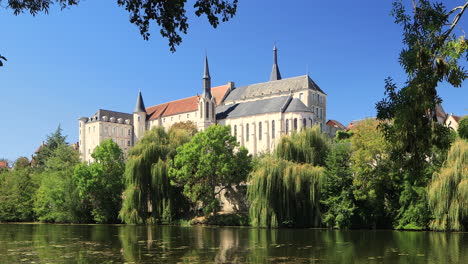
[78,46,329,162]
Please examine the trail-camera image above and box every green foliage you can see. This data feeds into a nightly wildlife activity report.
[119,127,191,224]
[276,126,330,166]
[335,130,353,142]
[34,144,85,223]
[169,121,198,136]
[248,156,324,228]
[3,0,237,52]
[458,116,468,139]
[248,127,327,228]
[0,158,36,222]
[350,119,398,228]
[170,125,251,215]
[376,0,468,229]
[321,142,355,229]
[428,138,468,231]
[34,125,68,168]
[73,139,125,223]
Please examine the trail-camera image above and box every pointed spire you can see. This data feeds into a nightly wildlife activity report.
[202,55,212,99]
[133,90,146,113]
[270,44,282,81]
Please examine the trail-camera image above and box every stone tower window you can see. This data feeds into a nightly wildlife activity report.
[258,122,262,140]
[286,119,289,134]
[206,101,210,119]
[246,124,249,142]
[303,118,307,128]
[234,125,237,137]
[294,118,298,131]
[272,120,275,139]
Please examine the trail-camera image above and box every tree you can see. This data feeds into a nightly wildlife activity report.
[350,119,398,228]
[0,54,6,67]
[34,144,84,223]
[0,157,36,221]
[321,142,355,229]
[119,126,192,224]
[34,125,68,168]
[170,125,251,215]
[376,0,468,229]
[169,121,198,136]
[73,139,125,223]
[459,116,468,139]
[2,0,238,52]
[248,126,328,228]
[427,138,468,231]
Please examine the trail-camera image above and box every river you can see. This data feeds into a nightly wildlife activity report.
[0,224,467,263]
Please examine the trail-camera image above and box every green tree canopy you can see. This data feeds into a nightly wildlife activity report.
[248,126,328,228]
[34,125,68,168]
[170,125,251,215]
[34,144,84,223]
[428,138,468,231]
[0,157,36,221]
[376,0,468,229]
[350,119,398,228]
[321,142,355,229]
[458,116,468,139]
[2,0,238,52]
[73,139,125,223]
[119,126,192,224]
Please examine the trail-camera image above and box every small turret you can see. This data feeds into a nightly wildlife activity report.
[133,91,147,142]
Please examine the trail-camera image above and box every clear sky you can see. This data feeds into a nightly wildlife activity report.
[1,0,467,161]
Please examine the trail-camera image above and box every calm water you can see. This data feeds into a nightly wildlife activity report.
[0,224,467,263]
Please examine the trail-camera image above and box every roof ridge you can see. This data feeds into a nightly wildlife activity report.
[98,109,132,115]
[146,84,228,109]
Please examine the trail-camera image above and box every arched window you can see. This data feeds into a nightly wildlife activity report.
[206,101,210,119]
[294,118,298,131]
[200,102,203,117]
[285,119,289,134]
[272,120,275,139]
[234,125,237,137]
[303,118,307,129]
[258,122,262,140]
[246,124,249,142]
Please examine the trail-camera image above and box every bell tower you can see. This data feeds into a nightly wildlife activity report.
[198,56,216,131]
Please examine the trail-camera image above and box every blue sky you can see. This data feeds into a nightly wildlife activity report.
[1,0,467,161]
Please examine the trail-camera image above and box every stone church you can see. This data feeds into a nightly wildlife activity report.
[78,46,328,162]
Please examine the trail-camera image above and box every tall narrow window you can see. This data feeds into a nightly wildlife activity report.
[303,118,307,128]
[246,124,249,142]
[206,102,210,118]
[234,125,237,137]
[272,120,275,139]
[294,118,298,131]
[286,119,289,134]
[200,102,203,118]
[258,122,262,140]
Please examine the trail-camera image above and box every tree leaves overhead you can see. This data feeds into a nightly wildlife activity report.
[2,0,238,52]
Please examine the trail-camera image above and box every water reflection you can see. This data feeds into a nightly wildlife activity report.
[0,224,467,263]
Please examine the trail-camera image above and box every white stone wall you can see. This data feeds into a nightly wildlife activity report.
[148,110,199,130]
[220,111,315,155]
[81,121,133,162]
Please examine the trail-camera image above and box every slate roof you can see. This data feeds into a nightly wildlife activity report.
[134,91,146,113]
[89,109,133,124]
[223,75,325,104]
[147,84,230,121]
[284,98,313,113]
[216,96,312,120]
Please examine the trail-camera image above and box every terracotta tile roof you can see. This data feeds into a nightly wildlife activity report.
[147,84,230,121]
[0,161,8,169]
[326,119,346,130]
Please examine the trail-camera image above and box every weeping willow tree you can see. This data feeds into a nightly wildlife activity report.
[427,138,468,231]
[276,126,330,166]
[119,127,191,224]
[248,126,329,227]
